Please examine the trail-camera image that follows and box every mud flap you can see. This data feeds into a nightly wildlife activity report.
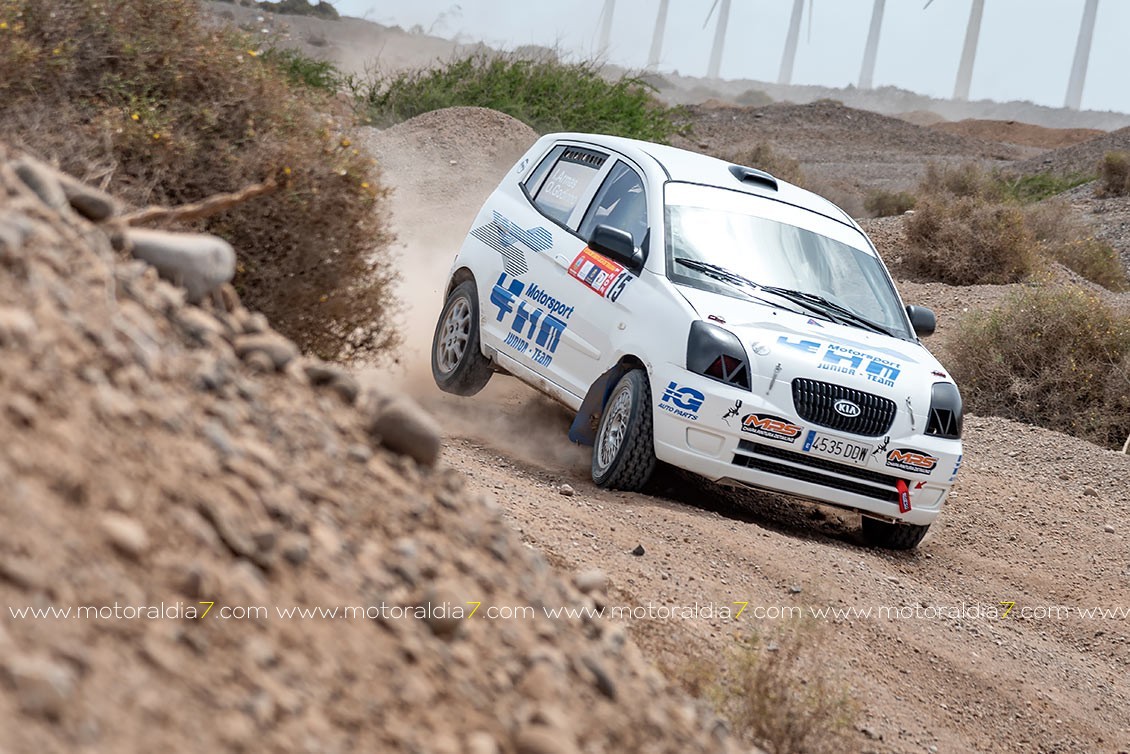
[568,363,630,446]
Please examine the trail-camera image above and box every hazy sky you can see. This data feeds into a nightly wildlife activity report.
[335,0,1129,114]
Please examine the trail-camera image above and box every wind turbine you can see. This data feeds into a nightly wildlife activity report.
[704,0,733,79]
[858,0,886,89]
[778,0,806,85]
[1065,0,1099,110]
[926,0,986,101]
[647,0,671,71]
[598,0,616,57]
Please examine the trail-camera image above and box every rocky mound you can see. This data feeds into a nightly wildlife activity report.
[0,148,735,752]
[928,119,1103,150]
[1013,124,1130,176]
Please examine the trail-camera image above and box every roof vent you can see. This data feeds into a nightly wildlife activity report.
[729,165,779,191]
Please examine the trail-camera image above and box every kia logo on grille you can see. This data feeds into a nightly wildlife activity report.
[833,399,861,418]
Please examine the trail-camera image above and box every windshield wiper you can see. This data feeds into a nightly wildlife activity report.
[674,258,800,314]
[675,258,895,337]
[760,286,895,337]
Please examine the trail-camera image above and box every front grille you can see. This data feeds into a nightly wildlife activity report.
[731,450,901,503]
[791,378,896,437]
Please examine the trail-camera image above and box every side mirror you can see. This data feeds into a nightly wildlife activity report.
[906,305,936,337]
[590,224,644,273]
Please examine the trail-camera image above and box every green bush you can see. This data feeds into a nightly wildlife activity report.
[258,0,340,20]
[1099,151,1130,197]
[996,171,1093,203]
[0,0,395,359]
[864,189,916,217]
[361,53,685,143]
[262,47,343,92]
[950,285,1130,449]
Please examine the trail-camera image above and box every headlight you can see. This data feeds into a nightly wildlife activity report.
[925,382,962,439]
[687,321,751,390]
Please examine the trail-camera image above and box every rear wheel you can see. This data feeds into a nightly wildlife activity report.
[861,516,930,550]
[591,370,657,491]
[431,280,493,396]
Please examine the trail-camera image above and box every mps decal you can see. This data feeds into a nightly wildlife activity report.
[470,211,553,277]
[885,448,938,475]
[776,336,902,387]
[568,247,633,302]
[740,414,804,443]
[659,382,705,421]
[489,273,573,368]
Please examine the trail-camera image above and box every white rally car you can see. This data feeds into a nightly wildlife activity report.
[431,133,962,549]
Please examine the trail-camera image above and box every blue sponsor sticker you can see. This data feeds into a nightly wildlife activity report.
[659,382,705,421]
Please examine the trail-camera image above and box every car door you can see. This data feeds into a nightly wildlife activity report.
[477,143,613,400]
[550,158,651,392]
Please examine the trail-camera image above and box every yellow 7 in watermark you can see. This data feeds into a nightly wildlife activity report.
[466,601,481,618]
[732,601,749,619]
[1000,600,1016,618]
[198,601,214,619]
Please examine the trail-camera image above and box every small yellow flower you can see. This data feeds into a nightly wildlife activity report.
[152,133,161,140]
[131,112,140,121]
[340,137,351,148]
[361,182,370,189]
[247,49,259,57]
[0,22,9,30]
[52,47,62,55]
[319,295,328,303]
[283,167,292,175]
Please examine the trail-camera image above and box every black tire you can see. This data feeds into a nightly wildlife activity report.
[431,280,493,396]
[591,370,657,491]
[860,516,930,550]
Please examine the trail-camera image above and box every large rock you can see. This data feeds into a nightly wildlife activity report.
[56,172,118,221]
[126,229,235,303]
[366,394,442,467]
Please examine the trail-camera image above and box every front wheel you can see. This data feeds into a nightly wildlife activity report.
[591,370,657,491]
[860,516,930,550]
[431,280,493,396]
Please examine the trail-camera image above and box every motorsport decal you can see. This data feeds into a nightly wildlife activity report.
[948,453,963,483]
[740,414,804,443]
[470,211,553,277]
[885,448,938,475]
[721,399,743,426]
[568,247,633,302]
[776,336,903,387]
[489,273,573,368]
[659,382,705,421]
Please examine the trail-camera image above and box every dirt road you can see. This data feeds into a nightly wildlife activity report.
[365,106,1130,753]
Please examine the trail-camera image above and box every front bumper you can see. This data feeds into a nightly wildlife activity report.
[650,364,961,527]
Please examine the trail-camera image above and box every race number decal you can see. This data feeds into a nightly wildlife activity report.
[568,247,633,302]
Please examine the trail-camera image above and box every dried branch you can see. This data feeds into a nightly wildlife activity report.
[121,178,277,226]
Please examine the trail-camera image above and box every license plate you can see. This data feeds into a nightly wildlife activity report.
[802,430,870,466]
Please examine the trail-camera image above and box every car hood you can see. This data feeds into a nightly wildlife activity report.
[675,284,954,408]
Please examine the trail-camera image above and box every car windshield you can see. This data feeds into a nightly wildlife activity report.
[664,182,912,340]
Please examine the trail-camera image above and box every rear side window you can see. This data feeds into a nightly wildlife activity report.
[531,147,607,225]
[522,146,564,194]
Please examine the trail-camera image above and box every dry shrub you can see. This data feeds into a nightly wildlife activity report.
[918,162,1004,202]
[864,188,916,218]
[0,0,395,359]
[713,620,857,754]
[951,285,1130,449]
[1025,202,1127,291]
[903,196,1035,284]
[1099,151,1130,197]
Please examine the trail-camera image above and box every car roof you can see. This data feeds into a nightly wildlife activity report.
[544,132,858,231]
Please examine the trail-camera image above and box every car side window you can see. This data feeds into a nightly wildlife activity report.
[531,147,607,225]
[578,161,648,248]
[522,146,564,196]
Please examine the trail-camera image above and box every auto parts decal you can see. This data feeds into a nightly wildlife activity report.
[659,382,704,420]
[489,273,570,368]
[885,448,938,475]
[740,414,804,443]
[568,247,633,302]
[470,211,553,277]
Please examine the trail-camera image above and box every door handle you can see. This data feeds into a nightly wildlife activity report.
[553,253,571,269]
